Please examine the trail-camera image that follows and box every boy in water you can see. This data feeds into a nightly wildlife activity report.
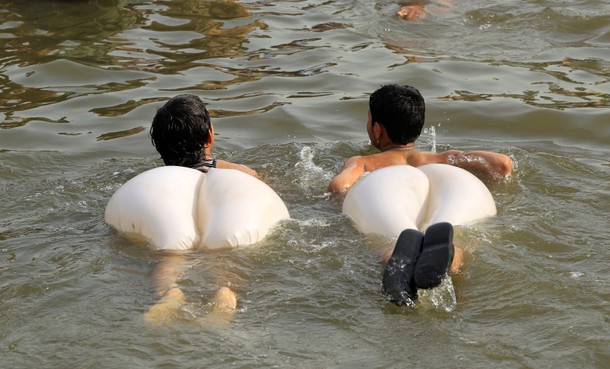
[145,94,258,323]
[150,94,257,177]
[328,84,512,304]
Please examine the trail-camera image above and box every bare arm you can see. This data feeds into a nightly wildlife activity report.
[328,156,366,194]
[440,150,513,179]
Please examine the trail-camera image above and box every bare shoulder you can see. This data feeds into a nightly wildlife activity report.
[406,150,451,166]
[216,160,259,178]
[361,151,410,171]
[343,155,364,168]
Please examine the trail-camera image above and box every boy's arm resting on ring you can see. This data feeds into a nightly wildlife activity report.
[327,156,366,194]
[328,150,512,195]
[415,150,513,179]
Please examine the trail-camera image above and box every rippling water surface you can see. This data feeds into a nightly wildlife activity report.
[1,1,609,368]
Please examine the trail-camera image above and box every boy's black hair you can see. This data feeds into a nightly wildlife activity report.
[150,94,212,166]
[369,84,426,144]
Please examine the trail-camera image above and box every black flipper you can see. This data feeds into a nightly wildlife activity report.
[382,229,424,305]
[414,222,454,289]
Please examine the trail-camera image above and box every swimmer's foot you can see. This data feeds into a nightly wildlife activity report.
[211,287,237,311]
[203,287,237,325]
[382,229,424,305]
[414,222,454,289]
[144,287,185,325]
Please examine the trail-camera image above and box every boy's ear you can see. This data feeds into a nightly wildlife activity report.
[373,121,384,141]
[205,123,215,147]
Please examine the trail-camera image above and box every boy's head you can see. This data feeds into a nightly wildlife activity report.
[150,94,212,166]
[369,84,425,144]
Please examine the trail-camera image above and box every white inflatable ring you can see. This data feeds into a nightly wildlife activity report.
[342,164,497,239]
[105,166,290,250]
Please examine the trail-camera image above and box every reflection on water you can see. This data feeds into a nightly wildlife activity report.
[440,58,610,109]
[1,0,139,67]
[0,1,609,368]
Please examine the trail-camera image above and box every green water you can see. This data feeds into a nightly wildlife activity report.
[1,1,609,368]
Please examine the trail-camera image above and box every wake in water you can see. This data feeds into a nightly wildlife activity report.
[418,276,457,312]
[293,145,334,194]
[381,274,457,312]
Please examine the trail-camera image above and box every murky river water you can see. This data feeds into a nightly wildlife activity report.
[1,0,609,368]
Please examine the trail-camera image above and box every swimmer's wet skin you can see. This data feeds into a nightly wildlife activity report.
[382,222,455,306]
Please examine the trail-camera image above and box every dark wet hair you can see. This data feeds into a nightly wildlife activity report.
[369,84,426,144]
[150,94,212,166]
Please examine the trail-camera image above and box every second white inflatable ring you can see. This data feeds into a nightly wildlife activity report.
[342,164,497,239]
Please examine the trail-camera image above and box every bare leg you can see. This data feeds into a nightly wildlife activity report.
[450,245,463,275]
[144,251,187,324]
[144,251,240,325]
[207,264,238,321]
[151,251,188,296]
[380,245,393,268]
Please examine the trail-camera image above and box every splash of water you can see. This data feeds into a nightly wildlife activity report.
[418,276,457,312]
[423,125,437,152]
[293,145,333,193]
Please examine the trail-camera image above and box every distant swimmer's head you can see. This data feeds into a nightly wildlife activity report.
[150,94,213,167]
[369,84,425,145]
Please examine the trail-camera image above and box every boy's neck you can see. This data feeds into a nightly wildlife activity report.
[379,142,415,153]
[202,146,214,159]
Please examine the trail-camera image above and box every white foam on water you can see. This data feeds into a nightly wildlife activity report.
[418,276,457,312]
